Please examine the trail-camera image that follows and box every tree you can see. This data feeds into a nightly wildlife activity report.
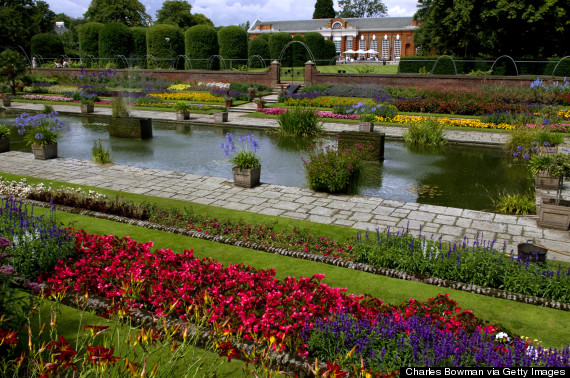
[338,0,387,18]
[78,22,104,58]
[84,0,151,27]
[248,36,269,68]
[147,24,184,69]
[30,33,64,60]
[313,0,335,19]
[413,0,570,58]
[185,24,219,69]
[156,0,194,30]
[0,49,27,95]
[99,22,133,67]
[218,26,248,61]
[191,14,214,27]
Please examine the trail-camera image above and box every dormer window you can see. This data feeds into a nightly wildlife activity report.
[332,21,342,29]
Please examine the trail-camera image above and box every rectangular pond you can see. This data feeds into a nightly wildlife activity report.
[3,114,533,211]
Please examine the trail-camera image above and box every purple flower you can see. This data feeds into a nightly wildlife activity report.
[0,237,10,249]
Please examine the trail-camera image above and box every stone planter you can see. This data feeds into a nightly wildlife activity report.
[232,166,261,188]
[214,112,228,123]
[32,143,57,160]
[537,197,570,230]
[359,121,374,132]
[0,137,9,153]
[80,103,94,113]
[256,103,265,112]
[2,98,11,107]
[535,172,563,190]
[108,117,153,139]
[176,111,190,121]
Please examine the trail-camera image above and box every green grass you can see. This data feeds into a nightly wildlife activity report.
[317,65,399,75]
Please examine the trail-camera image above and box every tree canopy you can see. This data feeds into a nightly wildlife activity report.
[155,0,212,30]
[338,0,387,18]
[84,0,151,27]
[0,0,56,53]
[0,49,27,95]
[313,0,335,19]
[413,0,570,58]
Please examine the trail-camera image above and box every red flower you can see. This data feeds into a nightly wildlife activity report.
[0,328,18,345]
[86,345,121,367]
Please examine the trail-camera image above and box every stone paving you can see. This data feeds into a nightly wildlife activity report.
[2,102,570,262]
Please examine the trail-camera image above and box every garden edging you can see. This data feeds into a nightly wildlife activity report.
[8,195,568,312]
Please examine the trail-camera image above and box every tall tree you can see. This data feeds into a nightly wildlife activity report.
[191,14,214,27]
[313,0,335,19]
[156,0,194,30]
[338,0,387,18]
[84,0,151,27]
[0,49,27,95]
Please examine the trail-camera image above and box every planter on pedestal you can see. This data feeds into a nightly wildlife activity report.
[535,171,563,190]
[0,137,9,153]
[32,143,57,160]
[80,104,94,113]
[214,112,228,123]
[359,121,374,132]
[108,117,153,139]
[232,166,261,188]
[537,197,570,230]
[176,111,190,121]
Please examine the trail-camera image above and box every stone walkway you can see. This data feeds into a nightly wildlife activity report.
[2,102,570,262]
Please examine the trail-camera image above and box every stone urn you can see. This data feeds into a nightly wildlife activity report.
[32,143,58,160]
[232,166,261,188]
[80,103,94,113]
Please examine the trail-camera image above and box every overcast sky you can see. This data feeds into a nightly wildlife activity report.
[43,0,419,27]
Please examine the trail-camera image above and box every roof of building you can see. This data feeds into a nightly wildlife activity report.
[54,21,69,35]
[249,17,416,33]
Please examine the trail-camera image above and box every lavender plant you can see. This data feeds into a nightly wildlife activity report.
[219,133,261,169]
[16,111,69,146]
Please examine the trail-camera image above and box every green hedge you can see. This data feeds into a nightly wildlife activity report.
[218,26,248,61]
[147,24,184,69]
[291,35,307,67]
[185,24,219,70]
[248,36,270,68]
[268,32,292,62]
[99,22,133,68]
[303,32,324,62]
[131,26,147,68]
[78,22,103,59]
[30,33,64,60]
[323,40,337,66]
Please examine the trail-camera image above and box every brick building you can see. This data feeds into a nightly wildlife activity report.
[248,17,418,61]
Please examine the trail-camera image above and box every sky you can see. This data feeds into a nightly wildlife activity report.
[43,0,420,27]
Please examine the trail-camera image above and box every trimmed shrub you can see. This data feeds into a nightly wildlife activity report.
[218,26,248,62]
[78,22,103,58]
[268,32,292,62]
[131,26,147,68]
[248,36,270,68]
[303,32,324,62]
[147,24,185,69]
[323,40,337,66]
[30,33,64,60]
[185,24,219,70]
[403,117,446,146]
[291,35,307,67]
[99,22,134,68]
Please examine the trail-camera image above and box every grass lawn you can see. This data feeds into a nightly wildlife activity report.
[4,171,568,348]
[317,65,399,75]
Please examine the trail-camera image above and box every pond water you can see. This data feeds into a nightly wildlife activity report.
[3,115,533,211]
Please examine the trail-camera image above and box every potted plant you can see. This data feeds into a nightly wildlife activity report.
[1,94,11,107]
[219,132,261,188]
[80,98,94,113]
[174,101,191,121]
[255,98,266,112]
[528,154,567,189]
[224,95,233,108]
[214,106,228,123]
[16,111,68,160]
[247,86,256,100]
[0,124,10,153]
[359,112,376,132]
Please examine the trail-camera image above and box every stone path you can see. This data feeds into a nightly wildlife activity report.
[2,102,570,262]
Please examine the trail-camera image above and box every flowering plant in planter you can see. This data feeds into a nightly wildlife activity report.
[219,132,261,169]
[0,124,10,139]
[16,111,68,146]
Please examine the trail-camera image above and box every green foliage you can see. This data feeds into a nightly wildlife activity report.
[248,37,270,68]
[78,22,104,58]
[131,26,148,62]
[505,128,566,156]
[323,40,337,65]
[268,32,292,61]
[92,139,112,164]
[147,24,185,69]
[304,143,370,194]
[303,32,325,61]
[42,104,54,114]
[0,0,56,53]
[494,191,536,215]
[313,0,335,19]
[30,33,65,59]
[99,22,134,68]
[185,25,219,70]
[338,0,387,17]
[0,49,27,95]
[403,118,446,146]
[228,82,271,93]
[277,107,323,137]
[112,96,129,117]
[217,26,248,61]
[84,0,151,27]
[290,35,307,67]
[0,125,10,139]
[173,101,190,112]
[528,153,570,178]
[156,0,195,30]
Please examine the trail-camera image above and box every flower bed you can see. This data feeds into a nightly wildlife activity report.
[262,108,358,120]
[393,98,534,116]
[150,91,224,103]
[377,114,517,131]
[18,94,74,102]
[283,96,377,108]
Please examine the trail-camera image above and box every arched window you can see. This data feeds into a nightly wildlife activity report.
[332,21,342,29]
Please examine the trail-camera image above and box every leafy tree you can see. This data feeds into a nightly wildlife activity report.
[291,35,307,67]
[239,21,250,32]
[185,24,218,69]
[303,32,325,61]
[99,22,133,67]
[156,0,194,30]
[313,0,335,19]
[218,26,248,61]
[248,36,270,68]
[0,49,27,95]
[147,24,184,69]
[323,40,337,65]
[30,33,64,59]
[84,0,151,27]
[78,22,103,58]
[191,14,214,27]
[268,32,292,62]
[131,26,147,64]
[338,0,387,18]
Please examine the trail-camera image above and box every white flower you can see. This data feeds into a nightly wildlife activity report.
[495,332,510,342]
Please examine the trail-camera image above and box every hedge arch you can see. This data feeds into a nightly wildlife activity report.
[269,32,292,62]
[147,24,185,69]
[248,37,270,68]
[78,22,103,58]
[218,26,248,62]
[99,22,134,68]
[185,24,219,70]
[31,33,64,60]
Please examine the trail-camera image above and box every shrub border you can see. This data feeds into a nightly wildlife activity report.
[7,195,568,312]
